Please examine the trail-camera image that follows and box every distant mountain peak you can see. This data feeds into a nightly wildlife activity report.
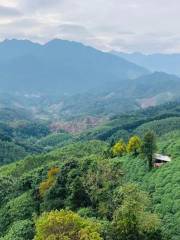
[0,38,148,94]
[112,51,180,76]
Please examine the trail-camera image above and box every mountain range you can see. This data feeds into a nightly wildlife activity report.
[0,39,179,117]
[0,39,147,94]
[112,51,180,76]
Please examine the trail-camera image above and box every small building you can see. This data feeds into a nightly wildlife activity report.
[154,153,171,167]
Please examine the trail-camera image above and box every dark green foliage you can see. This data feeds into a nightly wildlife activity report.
[15,121,50,138]
[141,131,157,170]
[0,122,13,141]
[78,101,180,143]
[0,140,27,165]
[41,155,120,214]
[135,117,180,137]
[0,176,16,205]
[67,176,92,210]
[36,132,72,149]
[0,119,51,165]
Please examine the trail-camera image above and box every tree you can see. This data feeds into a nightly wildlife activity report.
[84,158,123,219]
[39,167,60,197]
[111,184,161,240]
[112,139,126,157]
[127,136,142,156]
[0,191,35,236]
[141,131,157,170]
[1,220,34,240]
[34,210,102,240]
[0,176,15,205]
[67,177,91,210]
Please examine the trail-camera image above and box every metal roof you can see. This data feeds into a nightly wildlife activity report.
[154,153,171,162]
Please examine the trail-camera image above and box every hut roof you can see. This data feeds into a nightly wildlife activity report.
[154,153,171,162]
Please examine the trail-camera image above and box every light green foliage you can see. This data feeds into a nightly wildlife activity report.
[121,131,180,239]
[34,210,102,240]
[112,184,160,239]
[112,139,126,157]
[158,130,180,157]
[0,191,35,236]
[127,135,142,155]
[0,220,34,240]
[7,191,35,220]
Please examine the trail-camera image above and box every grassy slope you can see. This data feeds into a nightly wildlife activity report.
[121,130,180,240]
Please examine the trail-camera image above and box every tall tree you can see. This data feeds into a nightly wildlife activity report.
[141,131,157,170]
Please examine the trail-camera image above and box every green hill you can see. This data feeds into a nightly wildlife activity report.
[122,130,180,240]
[0,102,179,239]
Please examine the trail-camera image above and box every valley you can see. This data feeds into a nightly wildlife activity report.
[0,39,179,240]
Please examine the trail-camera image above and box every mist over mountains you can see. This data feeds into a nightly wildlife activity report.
[112,51,180,76]
[0,39,179,118]
[0,39,147,94]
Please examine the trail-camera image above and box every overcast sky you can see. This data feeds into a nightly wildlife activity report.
[0,0,180,53]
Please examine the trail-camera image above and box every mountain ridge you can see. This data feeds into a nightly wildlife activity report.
[0,39,148,94]
[112,51,180,76]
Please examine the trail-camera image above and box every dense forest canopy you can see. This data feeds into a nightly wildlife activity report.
[0,99,179,240]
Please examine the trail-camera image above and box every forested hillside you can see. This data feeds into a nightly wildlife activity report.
[0,101,179,239]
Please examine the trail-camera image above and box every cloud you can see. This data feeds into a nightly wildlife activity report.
[18,0,64,12]
[109,33,180,53]
[57,24,94,42]
[56,23,108,50]
[0,5,22,18]
[58,24,90,36]
[0,0,180,53]
[0,18,57,42]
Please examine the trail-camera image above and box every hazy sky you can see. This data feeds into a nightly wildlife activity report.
[0,0,180,53]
